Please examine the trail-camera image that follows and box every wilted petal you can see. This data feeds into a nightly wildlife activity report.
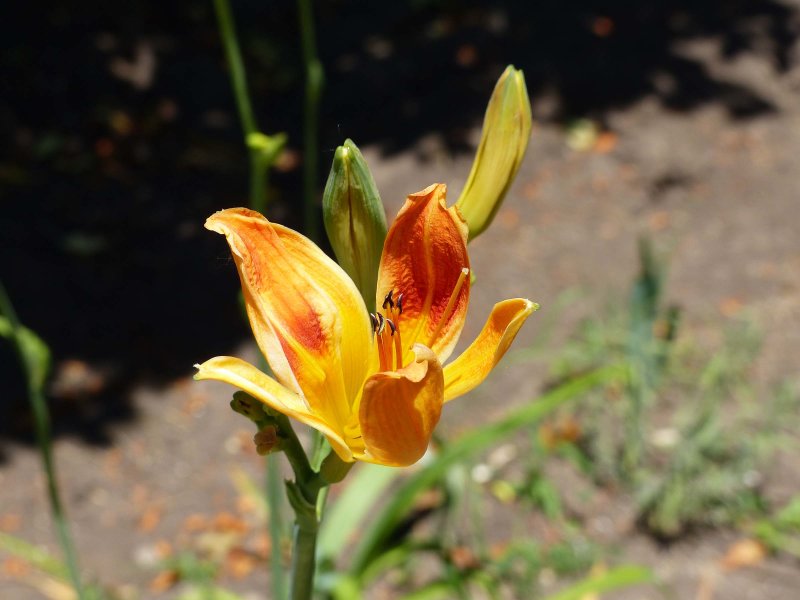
[376,184,470,364]
[443,299,537,402]
[206,208,372,431]
[195,356,353,461]
[358,344,444,467]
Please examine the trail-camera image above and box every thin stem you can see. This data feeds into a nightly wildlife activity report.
[0,283,86,599]
[276,413,320,498]
[297,0,323,241]
[275,416,353,600]
[277,415,323,600]
[213,0,267,213]
[290,519,319,600]
[267,453,288,599]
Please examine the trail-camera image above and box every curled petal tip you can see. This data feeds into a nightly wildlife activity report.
[442,297,538,403]
[205,207,264,234]
[409,183,447,202]
[523,299,540,313]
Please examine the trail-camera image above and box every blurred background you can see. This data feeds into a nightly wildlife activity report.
[1,1,799,598]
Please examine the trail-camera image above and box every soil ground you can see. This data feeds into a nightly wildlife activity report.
[1,1,799,598]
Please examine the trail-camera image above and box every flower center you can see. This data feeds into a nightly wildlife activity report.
[370,267,469,372]
[370,290,405,371]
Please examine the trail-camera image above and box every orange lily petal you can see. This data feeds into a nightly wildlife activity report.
[206,208,373,432]
[195,356,353,461]
[358,344,444,467]
[376,184,470,364]
[443,299,537,403]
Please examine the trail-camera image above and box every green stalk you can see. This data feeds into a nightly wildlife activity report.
[290,516,319,600]
[213,0,267,213]
[267,453,288,599]
[277,413,352,600]
[278,415,322,600]
[0,283,86,599]
[297,0,323,241]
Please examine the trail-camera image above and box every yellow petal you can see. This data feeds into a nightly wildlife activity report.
[358,344,444,467]
[443,299,537,403]
[205,208,373,432]
[376,184,470,364]
[195,355,353,462]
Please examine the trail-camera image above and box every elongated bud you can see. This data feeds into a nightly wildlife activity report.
[322,139,388,310]
[456,65,532,240]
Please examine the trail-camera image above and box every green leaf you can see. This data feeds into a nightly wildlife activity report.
[318,463,400,564]
[348,366,625,575]
[542,565,654,600]
[399,580,456,600]
[177,586,247,600]
[0,531,70,580]
[0,315,11,338]
[0,315,51,392]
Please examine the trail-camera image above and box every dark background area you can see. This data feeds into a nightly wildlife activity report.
[1,0,797,450]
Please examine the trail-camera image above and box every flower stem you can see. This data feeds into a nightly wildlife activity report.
[0,283,86,600]
[276,414,320,498]
[266,453,288,599]
[276,415,353,600]
[289,513,319,600]
[297,0,323,242]
[212,0,267,213]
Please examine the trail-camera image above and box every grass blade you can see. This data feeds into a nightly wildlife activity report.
[318,463,399,564]
[348,365,625,575]
[0,282,86,599]
[542,565,654,600]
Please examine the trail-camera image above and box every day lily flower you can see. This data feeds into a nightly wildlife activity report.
[195,183,536,467]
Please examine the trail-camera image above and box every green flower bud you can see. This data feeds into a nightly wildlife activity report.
[456,65,532,240]
[322,139,388,310]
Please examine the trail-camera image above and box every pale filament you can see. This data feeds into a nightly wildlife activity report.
[427,267,469,346]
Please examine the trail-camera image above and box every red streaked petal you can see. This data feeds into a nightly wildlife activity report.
[376,184,470,364]
[443,298,537,402]
[206,208,372,431]
[357,344,444,467]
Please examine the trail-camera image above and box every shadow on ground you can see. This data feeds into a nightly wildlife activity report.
[0,0,796,451]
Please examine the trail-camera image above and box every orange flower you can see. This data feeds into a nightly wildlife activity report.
[195,184,536,467]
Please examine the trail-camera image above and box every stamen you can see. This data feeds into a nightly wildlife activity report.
[376,313,386,335]
[382,290,395,310]
[373,297,406,371]
[393,323,404,370]
[428,267,470,346]
[376,326,389,370]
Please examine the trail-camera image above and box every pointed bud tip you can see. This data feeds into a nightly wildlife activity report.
[322,138,388,309]
[456,64,533,240]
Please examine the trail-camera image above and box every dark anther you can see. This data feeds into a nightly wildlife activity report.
[369,312,378,332]
[396,293,404,314]
[376,313,386,335]
[386,318,397,335]
[382,290,394,310]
